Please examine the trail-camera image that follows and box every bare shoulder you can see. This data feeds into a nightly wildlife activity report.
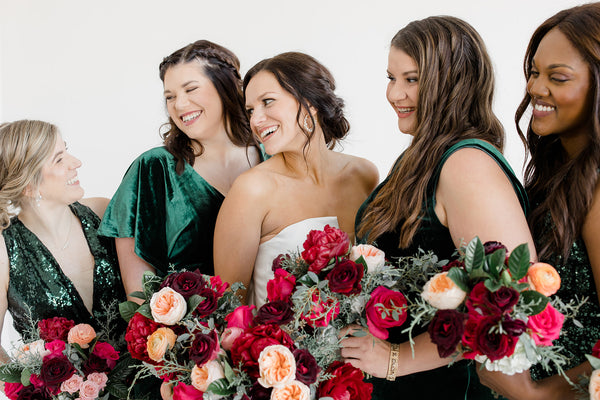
[228,161,278,201]
[440,146,508,185]
[336,153,379,192]
[0,234,8,292]
[79,197,111,218]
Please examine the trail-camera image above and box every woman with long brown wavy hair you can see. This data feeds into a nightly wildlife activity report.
[339,16,535,399]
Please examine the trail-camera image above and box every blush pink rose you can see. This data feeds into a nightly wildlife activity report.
[79,380,101,399]
[59,374,83,394]
[271,380,310,400]
[86,372,108,391]
[258,345,296,388]
[267,269,297,302]
[67,324,96,349]
[225,305,256,329]
[365,286,408,340]
[150,287,187,325]
[349,244,386,274]
[221,327,244,351]
[527,303,564,346]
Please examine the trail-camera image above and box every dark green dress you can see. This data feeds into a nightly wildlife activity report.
[355,139,528,400]
[98,147,225,276]
[4,202,126,339]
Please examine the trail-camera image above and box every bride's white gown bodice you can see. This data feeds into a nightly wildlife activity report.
[248,216,339,307]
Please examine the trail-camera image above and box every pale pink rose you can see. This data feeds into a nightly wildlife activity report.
[60,373,84,394]
[349,244,386,273]
[16,339,50,361]
[147,327,177,362]
[220,327,244,351]
[590,369,600,400]
[160,382,174,400]
[271,380,310,400]
[79,379,101,399]
[527,303,565,346]
[422,271,467,310]
[190,360,225,392]
[68,324,96,349]
[86,372,108,391]
[258,345,296,388]
[150,287,187,325]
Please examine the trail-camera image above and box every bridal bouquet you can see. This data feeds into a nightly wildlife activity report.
[586,339,600,400]
[0,316,129,400]
[408,237,578,375]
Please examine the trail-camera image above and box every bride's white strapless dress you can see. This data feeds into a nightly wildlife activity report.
[248,216,339,308]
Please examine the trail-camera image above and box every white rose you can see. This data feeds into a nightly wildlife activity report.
[150,287,187,325]
[349,244,386,274]
[16,339,50,362]
[421,271,466,309]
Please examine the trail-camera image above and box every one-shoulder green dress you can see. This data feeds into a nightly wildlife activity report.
[355,139,528,400]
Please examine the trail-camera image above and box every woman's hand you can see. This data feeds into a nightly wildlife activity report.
[339,324,391,378]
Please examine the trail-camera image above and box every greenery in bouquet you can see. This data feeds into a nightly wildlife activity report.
[0,303,132,400]
[406,237,586,377]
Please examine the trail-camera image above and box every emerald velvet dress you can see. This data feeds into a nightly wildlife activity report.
[3,202,126,340]
[355,139,528,400]
[98,147,225,276]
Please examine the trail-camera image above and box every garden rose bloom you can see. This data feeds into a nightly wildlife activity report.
[258,345,297,388]
[527,303,565,346]
[45,339,66,356]
[428,309,466,357]
[39,354,76,393]
[349,244,386,273]
[209,275,229,297]
[92,342,120,369]
[173,382,204,400]
[365,286,408,340]
[293,348,320,385]
[147,327,177,362]
[255,301,295,325]
[221,327,244,351]
[79,380,101,399]
[38,317,75,342]
[59,374,83,394]
[160,270,206,299]
[421,272,467,310]
[191,360,225,392]
[466,282,503,315]
[150,287,187,325]
[193,288,218,319]
[593,339,600,358]
[67,323,96,349]
[317,361,372,400]
[300,289,339,328]
[16,339,50,361]
[327,259,364,295]
[301,225,350,273]
[589,369,600,400]
[225,305,256,329]
[271,380,310,400]
[190,329,220,366]
[267,269,297,302]
[86,372,108,390]
[527,262,561,296]
[125,312,161,363]
[3,382,24,400]
[475,316,519,361]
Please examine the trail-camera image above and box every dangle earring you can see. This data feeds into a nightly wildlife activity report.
[35,192,43,207]
[303,115,315,133]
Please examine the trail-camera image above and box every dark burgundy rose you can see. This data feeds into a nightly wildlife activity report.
[37,317,75,342]
[483,241,507,255]
[15,385,51,400]
[475,315,519,361]
[271,254,290,272]
[293,348,320,385]
[160,270,207,299]
[193,288,218,319]
[39,354,76,394]
[503,317,527,337]
[249,381,272,400]
[442,259,466,272]
[254,301,294,326]
[593,339,600,358]
[428,309,466,358]
[189,330,219,367]
[466,282,500,316]
[491,286,520,314]
[82,353,111,375]
[317,361,372,400]
[326,259,364,295]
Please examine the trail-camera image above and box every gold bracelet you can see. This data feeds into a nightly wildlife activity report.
[386,343,400,381]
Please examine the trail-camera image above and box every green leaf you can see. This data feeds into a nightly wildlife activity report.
[21,368,32,386]
[354,255,368,270]
[107,382,130,399]
[223,360,236,382]
[508,244,530,281]
[185,294,205,318]
[447,267,469,292]
[207,378,235,395]
[465,237,484,272]
[484,278,502,292]
[485,248,506,279]
[119,301,141,322]
[298,271,319,287]
[520,290,549,315]
[136,303,153,319]
[586,354,600,370]
[0,365,23,383]
[514,282,530,291]
[128,291,147,301]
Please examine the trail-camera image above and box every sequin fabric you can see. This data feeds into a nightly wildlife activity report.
[4,202,126,340]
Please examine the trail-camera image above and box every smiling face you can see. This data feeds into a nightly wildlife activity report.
[37,138,84,205]
[527,28,592,153]
[244,70,308,155]
[386,47,419,135]
[163,61,226,145]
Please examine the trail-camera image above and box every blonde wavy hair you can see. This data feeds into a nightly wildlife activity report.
[0,120,59,230]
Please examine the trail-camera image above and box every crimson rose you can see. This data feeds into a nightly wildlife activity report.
[593,339,600,358]
[12,385,51,400]
[267,268,296,302]
[38,317,75,342]
[442,259,466,272]
[209,275,229,297]
[301,225,350,273]
[466,282,501,316]
[189,329,220,367]
[317,361,372,400]
[39,354,76,394]
[254,301,294,325]
[327,259,363,295]
[293,348,320,385]
[428,309,466,357]
[160,270,206,299]
[3,382,23,400]
[483,241,507,255]
[193,288,218,319]
[92,342,119,369]
[365,286,408,340]
[125,312,161,363]
[491,286,520,314]
[225,305,255,329]
[475,315,519,361]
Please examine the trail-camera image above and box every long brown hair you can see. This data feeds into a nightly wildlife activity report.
[516,3,600,261]
[158,40,253,174]
[357,16,503,247]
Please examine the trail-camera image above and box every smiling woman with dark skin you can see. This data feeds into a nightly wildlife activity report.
[477,4,600,399]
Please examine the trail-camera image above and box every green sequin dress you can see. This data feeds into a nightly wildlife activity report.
[355,139,528,400]
[3,202,126,340]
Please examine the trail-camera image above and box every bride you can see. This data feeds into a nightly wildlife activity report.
[213,52,378,307]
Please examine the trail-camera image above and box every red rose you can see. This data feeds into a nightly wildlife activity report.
[267,268,296,302]
[475,315,519,361]
[173,382,204,400]
[502,317,527,338]
[293,348,320,385]
[225,305,256,329]
[483,241,507,255]
[491,286,520,314]
[193,288,218,319]
[189,330,220,367]
[231,324,295,378]
[527,303,565,346]
[461,314,483,359]
[45,339,66,356]
[160,270,207,299]
[593,339,600,358]
[442,259,465,272]
[301,225,350,273]
[10,385,51,399]
[38,317,75,342]
[301,289,339,328]
[3,382,23,400]
[249,381,272,400]
[428,309,466,358]
[92,342,119,369]
[327,259,364,295]
[365,286,408,340]
[125,312,161,363]
[209,275,229,297]
[83,353,111,375]
[271,254,290,272]
[466,282,501,316]
[254,301,294,326]
[39,354,76,394]
[317,361,372,400]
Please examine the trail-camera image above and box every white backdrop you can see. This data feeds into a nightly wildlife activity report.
[0,0,585,384]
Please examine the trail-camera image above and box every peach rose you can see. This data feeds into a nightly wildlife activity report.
[67,323,96,349]
[191,359,225,392]
[79,379,101,399]
[527,263,561,296]
[60,374,83,394]
[147,327,177,362]
[160,382,174,400]
[16,339,50,361]
[150,287,187,325]
[86,372,108,391]
[349,244,386,274]
[258,344,296,388]
[590,369,600,400]
[271,380,310,400]
[422,271,467,309]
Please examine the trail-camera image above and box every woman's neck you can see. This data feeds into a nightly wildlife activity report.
[18,202,74,249]
[280,130,332,184]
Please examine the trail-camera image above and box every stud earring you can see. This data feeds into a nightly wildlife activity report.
[303,115,314,133]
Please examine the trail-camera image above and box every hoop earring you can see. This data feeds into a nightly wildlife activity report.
[303,115,314,133]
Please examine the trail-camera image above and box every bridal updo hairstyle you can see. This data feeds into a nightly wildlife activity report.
[357,16,503,247]
[159,40,252,174]
[0,120,60,230]
[242,52,350,152]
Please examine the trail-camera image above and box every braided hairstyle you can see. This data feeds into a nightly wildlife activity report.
[242,52,349,154]
[159,40,253,174]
